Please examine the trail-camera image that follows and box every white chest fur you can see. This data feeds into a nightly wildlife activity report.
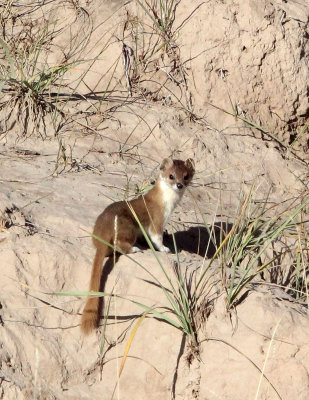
[159,179,183,225]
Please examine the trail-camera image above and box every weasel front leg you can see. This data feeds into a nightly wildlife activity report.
[148,230,170,253]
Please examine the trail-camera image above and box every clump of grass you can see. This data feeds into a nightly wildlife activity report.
[216,187,309,309]
[0,4,80,137]
[122,0,197,114]
[0,1,123,140]
[136,0,179,42]
[122,0,180,87]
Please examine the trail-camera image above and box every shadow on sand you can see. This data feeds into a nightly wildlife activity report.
[164,222,234,258]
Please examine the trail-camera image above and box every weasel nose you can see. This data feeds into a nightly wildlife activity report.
[177,183,183,189]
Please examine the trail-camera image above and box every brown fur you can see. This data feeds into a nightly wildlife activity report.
[80,158,195,334]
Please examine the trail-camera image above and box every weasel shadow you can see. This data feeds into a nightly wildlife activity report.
[164,222,234,258]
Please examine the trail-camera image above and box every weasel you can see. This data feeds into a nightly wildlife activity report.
[81,158,195,334]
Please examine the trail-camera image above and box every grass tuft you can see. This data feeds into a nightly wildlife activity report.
[215,188,309,310]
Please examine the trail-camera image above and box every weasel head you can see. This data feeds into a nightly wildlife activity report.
[159,158,195,193]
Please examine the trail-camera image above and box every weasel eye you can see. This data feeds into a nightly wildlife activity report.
[169,174,175,180]
[184,174,189,180]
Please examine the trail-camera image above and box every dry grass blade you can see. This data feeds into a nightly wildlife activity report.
[254,319,281,400]
[119,312,147,377]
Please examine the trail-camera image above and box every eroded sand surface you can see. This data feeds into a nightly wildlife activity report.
[0,1,308,399]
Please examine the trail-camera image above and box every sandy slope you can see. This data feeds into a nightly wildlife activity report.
[1,102,308,399]
[0,0,308,399]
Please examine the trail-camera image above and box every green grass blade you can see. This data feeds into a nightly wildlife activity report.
[53,289,182,329]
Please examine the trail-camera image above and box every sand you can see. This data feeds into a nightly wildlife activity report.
[0,0,308,399]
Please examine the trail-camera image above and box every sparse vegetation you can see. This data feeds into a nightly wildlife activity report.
[55,187,308,381]
[1,0,308,399]
[0,4,73,137]
[216,188,309,310]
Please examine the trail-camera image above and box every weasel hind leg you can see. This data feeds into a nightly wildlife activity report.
[115,220,138,254]
[116,240,136,254]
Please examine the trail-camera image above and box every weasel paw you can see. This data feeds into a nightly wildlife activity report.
[160,245,170,253]
[131,246,143,253]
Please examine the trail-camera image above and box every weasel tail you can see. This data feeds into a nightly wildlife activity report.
[80,245,107,335]
[81,158,195,334]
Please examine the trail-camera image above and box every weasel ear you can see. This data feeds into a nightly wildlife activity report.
[160,158,174,170]
[185,158,195,174]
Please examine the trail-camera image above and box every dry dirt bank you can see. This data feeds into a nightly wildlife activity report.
[0,0,308,399]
